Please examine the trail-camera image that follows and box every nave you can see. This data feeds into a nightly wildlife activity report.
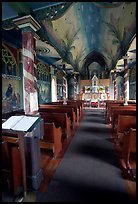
[23,108,136,203]
[2,2,136,203]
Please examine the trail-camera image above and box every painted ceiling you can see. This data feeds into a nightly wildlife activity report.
[2,2,136,79]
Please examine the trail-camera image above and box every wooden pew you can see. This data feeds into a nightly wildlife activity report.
[39,105,76,130]
[111,109,136,133]
[39,122,62,158]
[107,104,123,123]
[108,105,136,124]
[41,103,80,127]
[122,128,136,180]
[105,100,124,116]
[2,140,12,194]
[39,112,72,139]
[57,99,84,117]
[2,135,23,196]
[116,115,136,146]
[67,100,84,121]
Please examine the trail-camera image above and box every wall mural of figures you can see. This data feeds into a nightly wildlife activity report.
[2,43,22,113]
[2,78,21,113]
[37,81,51,103]
[36,61,51,103]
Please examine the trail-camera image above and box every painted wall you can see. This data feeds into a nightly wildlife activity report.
[2,43,23,113]
[36,61,51,103]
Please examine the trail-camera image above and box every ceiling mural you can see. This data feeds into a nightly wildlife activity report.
[40,2,136,76]
[2,2,136,79]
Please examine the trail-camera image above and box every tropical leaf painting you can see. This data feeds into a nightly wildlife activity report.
[102,46,116,69]
[104,13,128,59]
[61,27,80,63]
[73,48,86,71]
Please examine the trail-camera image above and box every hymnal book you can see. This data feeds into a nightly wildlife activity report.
[2,115,39,132]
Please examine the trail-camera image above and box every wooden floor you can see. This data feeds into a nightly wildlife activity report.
[38,127,136,202]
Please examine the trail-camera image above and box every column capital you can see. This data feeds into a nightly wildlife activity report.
[13,15,41,32]
[123,55,129,60]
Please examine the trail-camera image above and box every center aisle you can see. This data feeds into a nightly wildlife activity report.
[36,108,133,203]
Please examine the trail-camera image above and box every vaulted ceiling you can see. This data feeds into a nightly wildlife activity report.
[2,2,136,79]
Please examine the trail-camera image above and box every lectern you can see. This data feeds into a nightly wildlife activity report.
[2,115,44,196]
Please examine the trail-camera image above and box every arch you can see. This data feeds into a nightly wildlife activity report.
[81,50,107,79]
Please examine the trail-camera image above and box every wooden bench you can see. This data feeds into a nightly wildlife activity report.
[67,100,84,121]
[39,105,76,130]
[111,109,136,133]
[2,135,23,196]
[39,112,72,139]
[116,115,136,146]
[107,104,123,123]
[108,105,136,124]
[105,100,124,116]
[41,103,80,127]
[39,122,62,158]
[122,128,136,180]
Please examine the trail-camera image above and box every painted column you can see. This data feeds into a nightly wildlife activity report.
[123,55,129,105]
[63,70,67,100]
[74,73,77,99]
[114,70,117,100]
[13,15,41,114]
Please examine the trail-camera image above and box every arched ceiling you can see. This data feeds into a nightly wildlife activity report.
[2,2,136,79]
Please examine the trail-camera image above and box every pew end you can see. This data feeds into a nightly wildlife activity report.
[39,122,62,159]
[2,135,23,196]
[122,128,136,180]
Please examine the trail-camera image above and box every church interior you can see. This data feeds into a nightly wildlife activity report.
[2,2,136,202]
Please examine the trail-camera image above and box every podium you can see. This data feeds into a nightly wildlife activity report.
[2,115,44,196]
[24,117,44,190]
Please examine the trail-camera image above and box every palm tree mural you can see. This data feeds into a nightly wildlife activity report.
[102,46,116,69]
[103,13,130,60]
[73,48,86,72]
[61,27,80,64]
[104,22,127,58]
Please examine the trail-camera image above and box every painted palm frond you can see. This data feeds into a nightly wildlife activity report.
[102,46,116,68]
[64,27,80,45]
[75,48,86,62]
[62,27,80,62]
[73,48,86,71]
[104,22,122,46]
[102,46,114,61]
[104,20,128,58]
